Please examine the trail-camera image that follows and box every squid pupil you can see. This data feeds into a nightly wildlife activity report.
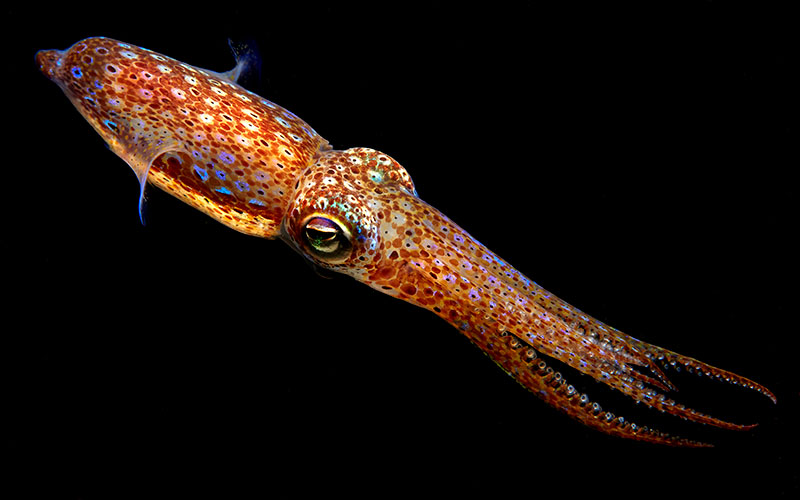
[305,218,341,253]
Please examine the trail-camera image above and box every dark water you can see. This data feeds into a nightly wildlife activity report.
[8,3,797,498]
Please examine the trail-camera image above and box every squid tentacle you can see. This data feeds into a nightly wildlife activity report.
[486,330,714,448]
[513,278,777,404]
[392,257,717,446]
[369,201,765,440]
[633,341,777,403]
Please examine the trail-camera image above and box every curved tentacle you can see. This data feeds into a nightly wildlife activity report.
[394,260,717,447]
[471,328,716,448]
[508,282,777,426]
[627,339,777,403]
[524,286,777,404]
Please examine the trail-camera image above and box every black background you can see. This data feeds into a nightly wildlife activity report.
[7,2,798,498]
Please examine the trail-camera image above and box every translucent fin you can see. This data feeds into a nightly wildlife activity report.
[104,120,182,224]
[206,39,262,85]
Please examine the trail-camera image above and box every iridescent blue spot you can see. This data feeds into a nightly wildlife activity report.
[71,67,82,78]
[235,181,249,192]
[103,119,118,131]
[215,170,226,180]
[84,96,96,106]
[192,165,209,181]
[118,42,131,48]
[215,186,232,195]
[218,152,235,164]
[248,198,265,206]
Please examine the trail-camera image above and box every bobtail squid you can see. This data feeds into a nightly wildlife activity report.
[36,37,776,447]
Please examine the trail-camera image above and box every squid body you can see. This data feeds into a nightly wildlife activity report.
[37,37,776,447]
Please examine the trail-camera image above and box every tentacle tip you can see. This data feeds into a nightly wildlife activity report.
[749,384,777,404]
[747,381,777,404]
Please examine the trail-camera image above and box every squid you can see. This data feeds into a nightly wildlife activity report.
[37,37,775,447]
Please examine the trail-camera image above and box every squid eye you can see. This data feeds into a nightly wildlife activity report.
[302,215,352,262]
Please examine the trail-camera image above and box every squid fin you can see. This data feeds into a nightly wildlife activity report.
[207,39,262,86]
[102,119,182,224]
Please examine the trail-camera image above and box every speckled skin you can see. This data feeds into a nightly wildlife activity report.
[37,37,775,447]
[37,37,329,235]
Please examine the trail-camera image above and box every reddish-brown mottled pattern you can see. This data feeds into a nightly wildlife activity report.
[38,37,775,447]
[37,37,330,238]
